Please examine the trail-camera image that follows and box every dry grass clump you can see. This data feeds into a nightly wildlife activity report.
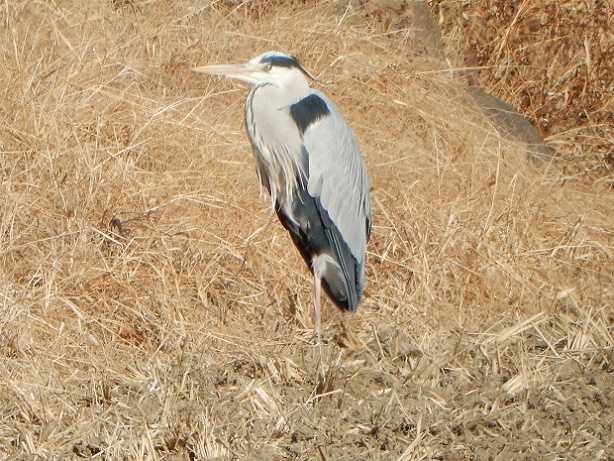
[434,0,614,183]
[0,1,613,459]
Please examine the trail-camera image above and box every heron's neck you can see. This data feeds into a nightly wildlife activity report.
[282,78,311,103]
[255,76,310,105]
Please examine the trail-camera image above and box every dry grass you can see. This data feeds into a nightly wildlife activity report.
[0,1,613,459]
[434,0,614,183]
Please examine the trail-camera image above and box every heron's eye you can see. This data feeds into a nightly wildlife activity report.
[262,62,272,72]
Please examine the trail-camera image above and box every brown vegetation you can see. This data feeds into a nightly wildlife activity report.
[0,1,612,459]
[434,0,614,182]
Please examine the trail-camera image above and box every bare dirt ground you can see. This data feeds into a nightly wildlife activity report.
[0,1,613,459]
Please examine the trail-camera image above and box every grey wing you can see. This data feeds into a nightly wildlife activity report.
[304,91,371,263]
[301,91,372,299]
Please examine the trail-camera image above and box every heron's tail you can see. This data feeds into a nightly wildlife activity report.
[311,224,363,311]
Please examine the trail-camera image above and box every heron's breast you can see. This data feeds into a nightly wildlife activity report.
[246,86,310,207]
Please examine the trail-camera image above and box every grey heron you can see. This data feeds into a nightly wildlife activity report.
[193,52,372,341]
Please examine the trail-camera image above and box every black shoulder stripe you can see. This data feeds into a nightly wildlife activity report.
[290,94,330,135]
[261,55,298,68]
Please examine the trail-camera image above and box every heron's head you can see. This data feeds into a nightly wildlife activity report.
[192,51,316,88]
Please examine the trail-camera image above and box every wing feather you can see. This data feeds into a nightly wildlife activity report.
[303,91,371,265]
[298,91,371,303]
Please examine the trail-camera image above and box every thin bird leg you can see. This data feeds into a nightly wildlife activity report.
[313,270,322,343]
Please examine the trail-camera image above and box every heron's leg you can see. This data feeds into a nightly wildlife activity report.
[313,270,322,343]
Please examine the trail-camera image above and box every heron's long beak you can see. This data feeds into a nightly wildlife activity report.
[192,63,259,83]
